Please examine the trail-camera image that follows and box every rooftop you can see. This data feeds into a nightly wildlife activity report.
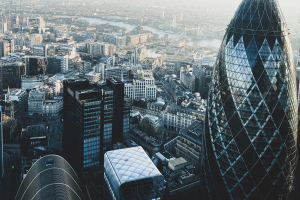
[169,157,187,168]
[105,146,162,184]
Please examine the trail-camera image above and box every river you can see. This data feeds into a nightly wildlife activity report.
[61,16,222,48]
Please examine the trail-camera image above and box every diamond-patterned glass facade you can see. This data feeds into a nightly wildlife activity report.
[203,0,298,200]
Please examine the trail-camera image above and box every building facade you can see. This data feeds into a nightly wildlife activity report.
[1,62,26,90]
[193,64,207,98]
[125,78,157,100]
[25,56,46,75]
[88,42,116,57]
[33,45,48,57]
[103,34,126,47]
[63,78,130,172]
[138,114,161,137]
[162,105,198,132]
[42,97,63,116]
[0,39,14,57]
[204,1,298,200]
[180,70,195,93]
[175,121,203,170]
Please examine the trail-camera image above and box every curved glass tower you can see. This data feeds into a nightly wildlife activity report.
[204,0,298,199]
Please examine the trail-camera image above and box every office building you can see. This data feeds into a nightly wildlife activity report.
[154,153,201,200]
[63,78,130,172]
[87,42,116,57]
[104,66,129,81]
[130,129,162,156]
[47,55,69,74]
[180,70,195,93]
[0,39,14,57]
[26,16,45,34]
[162,104,201,132]
[193,65,207,98]
[0,20,7,33]
[103,146,164,200]
[21,75,47,90]
[29,34,43,48]
[55,45,77,58]
[125,78,157,100]
[25,56,46,75]
[204,0,298,199]
[33,44,48,57]
[131,46,147,66]
[176,121,203,170]
[103,33,126,47]
[28,88,45,115]
[8,89,28,115]
[1,62,26,90]
[138,114,161,137]
[15,155,84,200]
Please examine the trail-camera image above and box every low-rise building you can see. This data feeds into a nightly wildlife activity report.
[42,97,63,116]
[28,86,62,116]
[103,147,164,200]
[162,104,199,132]
[176,121,203,170]
[154,153,201,200]
[130,129,162,156]
[138,114,161,136]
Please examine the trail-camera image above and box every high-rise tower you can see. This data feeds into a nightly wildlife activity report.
[62,78,130,172]
[204,0,298,199]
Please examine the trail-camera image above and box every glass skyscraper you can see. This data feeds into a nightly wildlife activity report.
[63,78,130,172]
[204,0,298,199]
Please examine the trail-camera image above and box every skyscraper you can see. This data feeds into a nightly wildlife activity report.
[204,0,298,200]
[0,39,14,57]
[63,78,130,172]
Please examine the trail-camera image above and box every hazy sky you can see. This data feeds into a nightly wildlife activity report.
[189,0,300,29]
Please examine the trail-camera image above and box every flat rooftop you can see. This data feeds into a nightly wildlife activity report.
[169,157,187,168]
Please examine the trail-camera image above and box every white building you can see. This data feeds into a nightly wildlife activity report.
[124,83,134,99]
[0,20,7,33]
[30,34,43,48]
[87,42,116,57]
[28,87,63,116]
[124,78,156,100]
[43,97,63,116]
[28,89,45,115]
[162,105,198,132]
